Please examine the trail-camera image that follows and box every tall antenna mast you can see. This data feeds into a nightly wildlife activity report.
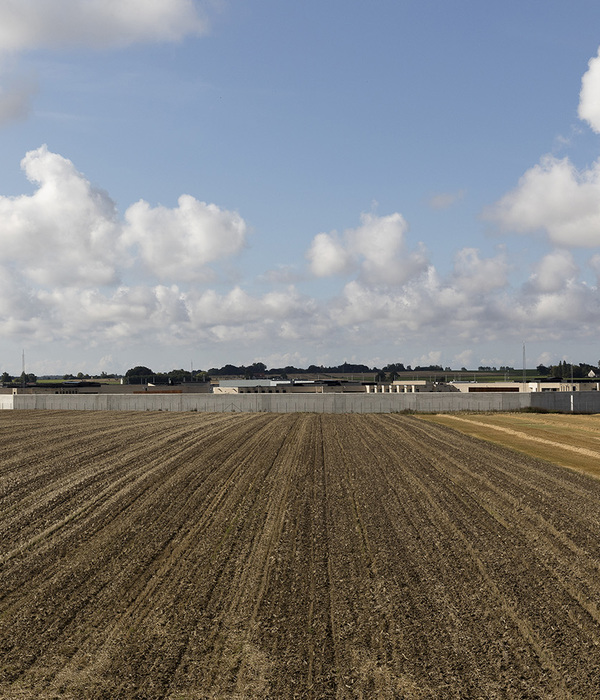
[22,349,25,388]
[522,342,526,390]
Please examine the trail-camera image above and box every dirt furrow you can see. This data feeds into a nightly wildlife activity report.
[366,415,600,695]
[0,413,276,694]
[2,412,600,698]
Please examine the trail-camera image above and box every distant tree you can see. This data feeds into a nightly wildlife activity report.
[577,363,596,377]
[125,366,154,384]
[338,362,371,374]
[208,364,245,376]
[1,371,12,384]
[572,364,585,379]
[126,366,153,376]
[536,364,550,376]
[549,361,584,379]
[267,365,299,376]
[167,369,192,383]
[235,362,267,379]
[383,363,406,373]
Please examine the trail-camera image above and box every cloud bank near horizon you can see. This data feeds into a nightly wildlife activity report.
[0,143,599,370]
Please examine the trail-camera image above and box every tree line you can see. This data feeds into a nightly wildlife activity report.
[2,359,598,387]
[536,361,599,379]
[1,372,37,386]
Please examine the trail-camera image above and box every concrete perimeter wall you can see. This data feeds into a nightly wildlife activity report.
[3,391,599,413]
[530,391,600,414]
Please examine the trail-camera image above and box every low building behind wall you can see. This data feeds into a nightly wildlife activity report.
[213,379,366,394]
[451,380,600,393]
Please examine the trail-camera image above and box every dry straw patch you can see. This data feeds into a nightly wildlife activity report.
[419,412,600,478]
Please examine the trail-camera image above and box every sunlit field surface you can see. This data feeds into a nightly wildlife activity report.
[2,411,600,698]
[420,412,600,478]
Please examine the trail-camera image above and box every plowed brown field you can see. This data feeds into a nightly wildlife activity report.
[2,411,600,698]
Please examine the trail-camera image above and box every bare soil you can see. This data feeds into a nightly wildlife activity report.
[2,410,600,698]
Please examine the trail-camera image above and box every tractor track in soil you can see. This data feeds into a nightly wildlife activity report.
[1,411,600,698]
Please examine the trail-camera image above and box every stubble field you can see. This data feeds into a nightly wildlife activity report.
[1,410,600,698]
[419,411,600,478]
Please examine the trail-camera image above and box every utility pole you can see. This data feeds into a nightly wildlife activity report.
[522,342,526,391]
[571,361,574,391]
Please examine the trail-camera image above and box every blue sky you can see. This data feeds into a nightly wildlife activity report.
[1,0,600,375]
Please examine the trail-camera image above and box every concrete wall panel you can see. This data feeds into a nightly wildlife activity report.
[0,395,14,409]
[530,392,600,414]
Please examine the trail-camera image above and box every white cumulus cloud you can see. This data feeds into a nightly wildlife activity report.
[412,351,442,367]
[487,155,600,247]
[306,232,353,277]
[453,349,474,369]
[528,250,578,293]
[451,248,509,294]
[35,284,194,346]
[489,46,600,248]
[307,212,429,286]
[0,145,121,286]
[579,47,600,133]
[187,286,316,328]
[123,196,247,282]
[0,145,249,292]
[0,0,207,52]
